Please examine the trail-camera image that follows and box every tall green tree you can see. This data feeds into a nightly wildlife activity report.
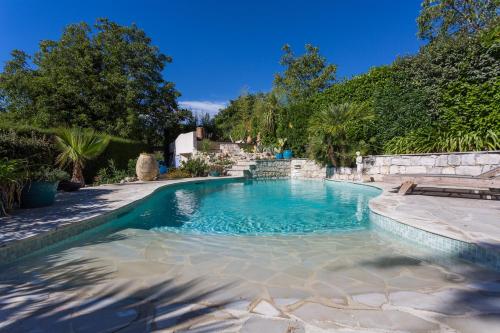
[274,44,337,102]
[0,18,180,146]
[417,0,499,40]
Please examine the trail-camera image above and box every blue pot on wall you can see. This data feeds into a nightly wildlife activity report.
[283,149,293,159]
[275,153,283,159]
[209,170,220,177]
[21,181,59,208]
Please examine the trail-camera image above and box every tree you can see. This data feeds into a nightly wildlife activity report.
[274,44,336,102]
[417,0,499,40]
[55,128,110,186]
[0,19,180,146]
[308,103,374,167]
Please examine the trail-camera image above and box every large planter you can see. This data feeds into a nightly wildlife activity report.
[283,149,293,159]
[136,153,159,181]
[208,170,220,177]
[275,153,283,159]
[21,181,59,208]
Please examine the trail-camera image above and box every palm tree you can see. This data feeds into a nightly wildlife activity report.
[308,102,374,167]
[55,128,110,186]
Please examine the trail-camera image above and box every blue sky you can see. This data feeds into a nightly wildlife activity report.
[0,0,424,115]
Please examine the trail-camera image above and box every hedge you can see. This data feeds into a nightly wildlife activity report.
[0,123,148,184]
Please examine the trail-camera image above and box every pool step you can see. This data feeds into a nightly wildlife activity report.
[227,160,256,178]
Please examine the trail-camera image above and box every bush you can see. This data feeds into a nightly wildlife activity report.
[93,159,137,185]
[84,138,147,183]
[0,129,56,168]
[180,157,209,177]
[384,129,500,154]
[0,158,27,215]
[165,168,191,179]
[28,167,69,182]
[0,124,145,184]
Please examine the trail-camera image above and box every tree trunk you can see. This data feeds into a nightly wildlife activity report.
[326,138,337,167]
[72,164,85,187]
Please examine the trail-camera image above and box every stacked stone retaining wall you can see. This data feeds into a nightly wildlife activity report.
[251,160,291,179]
[332,151,499,180]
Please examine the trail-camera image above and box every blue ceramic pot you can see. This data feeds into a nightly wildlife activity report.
[21,181,59,208]
[209,170,220,177]
[275,153,283,159]
[159,165,168,174]
[283,149,293,159]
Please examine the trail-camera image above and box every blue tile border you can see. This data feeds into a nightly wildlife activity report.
[370,210,500,271]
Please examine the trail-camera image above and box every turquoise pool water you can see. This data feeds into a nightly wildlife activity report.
[110,179,381,235]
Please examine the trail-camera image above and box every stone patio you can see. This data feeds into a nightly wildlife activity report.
[0,178,499,332]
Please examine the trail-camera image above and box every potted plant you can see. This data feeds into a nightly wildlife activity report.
[0,158,27,216]
[274,138,287,159]
[21,166,69,208]
[283,142,293,159]
[208,164,223,177]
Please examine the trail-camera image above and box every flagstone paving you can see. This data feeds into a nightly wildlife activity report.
[1,178,499,332]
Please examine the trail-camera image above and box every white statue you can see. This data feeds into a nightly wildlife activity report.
[355,151,363,181]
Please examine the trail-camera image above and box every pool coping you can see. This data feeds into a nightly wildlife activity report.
[326,179,500,271]
[0,176,244,265]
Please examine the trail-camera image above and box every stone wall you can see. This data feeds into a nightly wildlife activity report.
[290,159,327,179]
[331,151,500,180]
[251,160,291,179]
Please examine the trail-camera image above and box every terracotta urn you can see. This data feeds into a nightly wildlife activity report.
[136,153,159,181]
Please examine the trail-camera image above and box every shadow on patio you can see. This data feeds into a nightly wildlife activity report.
[0,251,238,332]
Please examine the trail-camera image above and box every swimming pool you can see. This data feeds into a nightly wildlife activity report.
[2,178,499,332]
[97,179,381,235]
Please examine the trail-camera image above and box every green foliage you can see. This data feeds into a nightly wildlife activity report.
[93,159,136,185]
[417,0,499,40]
[274,44,336,102]
[0,18,181,147]
[0,128,56,167]
[199,139,213,153]
[307,103,374,167]
[180,157,209,177]
[55,127,110,185]
[0,158,27,215]
[384,129,499,154]
[28,167,69,182]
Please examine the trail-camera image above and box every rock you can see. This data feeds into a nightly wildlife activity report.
[251,300,281,317]
[292,303,438,331]
[353,293,387,307]
[461,153,477,166]
[448,154,461,166]
[240,317,305,333]
[389,290,471,315]
[455,166,482,176]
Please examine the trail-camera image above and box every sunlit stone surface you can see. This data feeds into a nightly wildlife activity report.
[1,228,499,332]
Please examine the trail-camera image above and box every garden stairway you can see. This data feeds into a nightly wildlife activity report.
[227,160,256,177]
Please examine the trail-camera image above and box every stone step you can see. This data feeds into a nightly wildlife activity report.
[229,166,252,171]
[236,160,257,166]
[227,170,249,177]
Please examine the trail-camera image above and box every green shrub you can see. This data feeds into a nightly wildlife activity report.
[0,158,27,215]
[0,129,56,167]
[84,139,147,183]
[28,167,69,182]
[180,157,209,177]
[93,159,136,185]
[384,129,500,154]
[165,168,191,179]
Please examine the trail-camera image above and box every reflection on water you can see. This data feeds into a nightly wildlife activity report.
[127,179,382,235]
